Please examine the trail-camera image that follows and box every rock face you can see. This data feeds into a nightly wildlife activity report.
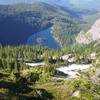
[76,19,100,44]
[88,19,100,41]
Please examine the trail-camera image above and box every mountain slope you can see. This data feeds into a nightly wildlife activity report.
[69,0,100,11]
[76,19,100,44]
[1,0,100,11]
[0,1,97,47]
[44,0,100,11]
[0,2,70,45]
[0,3,53,45]
[42,0,97,16]
[0,2,82,46]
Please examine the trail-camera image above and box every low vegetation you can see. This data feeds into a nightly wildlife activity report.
[0,45,99,100]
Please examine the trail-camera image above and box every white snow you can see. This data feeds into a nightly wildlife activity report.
[26,62,46,67]
[57,64,91,71]
[56,64,91,78]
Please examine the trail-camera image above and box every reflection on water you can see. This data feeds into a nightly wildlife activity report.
[27,27,60,49]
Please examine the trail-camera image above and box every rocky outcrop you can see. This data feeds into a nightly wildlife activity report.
[76,19,100,44]
[88,19,100,41]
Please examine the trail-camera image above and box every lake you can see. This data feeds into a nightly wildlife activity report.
[27,27,60,49]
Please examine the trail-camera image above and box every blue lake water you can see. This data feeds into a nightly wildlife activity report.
[27,27,60,49]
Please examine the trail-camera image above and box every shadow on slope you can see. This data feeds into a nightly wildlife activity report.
[0,81,54,100]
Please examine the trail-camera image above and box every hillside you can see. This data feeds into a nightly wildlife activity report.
[0,1,99,47]
[1,0,100,12]
[0,2,82,46]
[0,2,55,45]
[68,0,100,11]
[76,18,100,44]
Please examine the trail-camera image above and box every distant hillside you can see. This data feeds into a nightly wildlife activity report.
[0,2,83,46]
[0,2,68,45]
[1,0,100,12]
[69,0,100,11]
[0,3,53,45]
